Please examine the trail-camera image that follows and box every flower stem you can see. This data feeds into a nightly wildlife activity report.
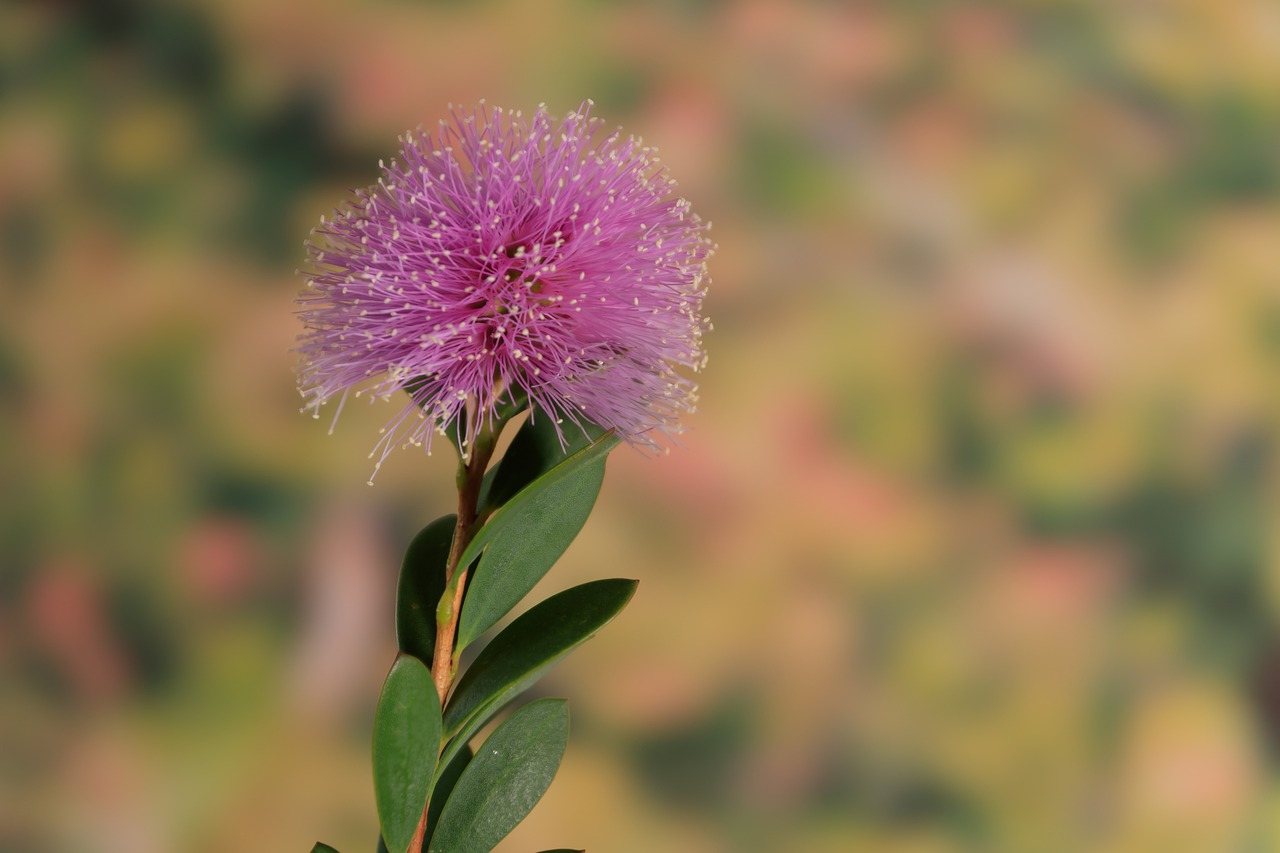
[410,419,499,853]
[431,434,493,703]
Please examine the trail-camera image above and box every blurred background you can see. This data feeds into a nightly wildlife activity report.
[3,0,1280,850]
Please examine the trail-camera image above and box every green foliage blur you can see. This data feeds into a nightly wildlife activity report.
[3,1,1279,851]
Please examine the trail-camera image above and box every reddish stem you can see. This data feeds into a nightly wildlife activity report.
[411,422,498,853]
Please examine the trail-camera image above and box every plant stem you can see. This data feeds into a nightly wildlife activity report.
[431,438,490,702]
[410,419,498,853]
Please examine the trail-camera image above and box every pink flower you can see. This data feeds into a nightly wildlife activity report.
[297,102,712,476]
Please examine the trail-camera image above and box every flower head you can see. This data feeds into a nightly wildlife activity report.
[297,102,712,476]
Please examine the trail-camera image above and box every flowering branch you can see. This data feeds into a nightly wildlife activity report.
[299,102,712,853]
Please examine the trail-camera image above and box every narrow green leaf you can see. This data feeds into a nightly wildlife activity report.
[310,844,340,853]
[456,432,620,652]
[373,655,442,853]
[480,409,606,514]
[428,699,570,853]
[396,515,456,664]
[437,579,637,777]
[459,463,604,651]
[455,430,620,576]
[425,744,473,843]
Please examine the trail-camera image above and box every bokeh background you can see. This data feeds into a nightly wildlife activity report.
[4,0,1280,850]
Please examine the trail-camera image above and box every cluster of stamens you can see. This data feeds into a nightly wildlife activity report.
[297,101,713,478]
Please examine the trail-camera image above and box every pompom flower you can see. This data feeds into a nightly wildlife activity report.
[297,101,712,476]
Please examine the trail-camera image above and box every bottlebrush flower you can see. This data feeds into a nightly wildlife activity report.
[297,101,712,477]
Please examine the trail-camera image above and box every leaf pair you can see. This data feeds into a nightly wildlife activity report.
[435,579,637,789]
[395,413,618,668]
[373,654,570,853]
[455,425,619,656]
[374,580,636,853]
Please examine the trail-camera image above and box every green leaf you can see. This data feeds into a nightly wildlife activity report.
[437,579,637,777]
[428,699,570,853]
[310,844,340,853]
[396,515,456,665]
[480,409,606,514]
[455,430,619,576]
[456,432,620,652]
[373,655,443,853]
[425,744,473,843]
